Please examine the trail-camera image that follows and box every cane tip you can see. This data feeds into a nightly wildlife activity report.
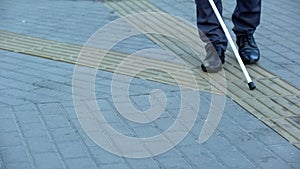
[248,82,256,90]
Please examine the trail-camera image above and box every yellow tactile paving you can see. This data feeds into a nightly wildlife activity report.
[0,30,213,92]
[0,0,299,149]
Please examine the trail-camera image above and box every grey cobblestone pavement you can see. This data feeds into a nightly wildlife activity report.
[0,0,300,169]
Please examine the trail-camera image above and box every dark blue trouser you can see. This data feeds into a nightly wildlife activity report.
[196,0,262,50]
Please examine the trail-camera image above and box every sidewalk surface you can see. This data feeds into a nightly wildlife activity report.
[0,0,300,169]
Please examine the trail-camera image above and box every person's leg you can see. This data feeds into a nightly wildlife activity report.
[195,0,227,72]
[196,0,227,50]
[232,0,262,64]
[232,0,261,34]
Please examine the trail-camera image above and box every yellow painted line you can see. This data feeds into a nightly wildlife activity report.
[102,0,300,148]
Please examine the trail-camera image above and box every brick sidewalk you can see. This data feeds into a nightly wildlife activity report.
[0,0,299,169]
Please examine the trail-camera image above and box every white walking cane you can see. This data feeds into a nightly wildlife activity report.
[208,0,256,90]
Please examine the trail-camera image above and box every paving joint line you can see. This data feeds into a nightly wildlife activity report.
[0,0,299,149]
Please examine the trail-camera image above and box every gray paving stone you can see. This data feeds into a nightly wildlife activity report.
[153,113,176,131]
[26,136,56,153]
[0,146,29,163]
[132,125,161,138]
[49,127,78,142]
[63,107,78,119]
[0,89,55,103]
[285,76,300,89]
[179,145,226,169]
[237,140,293,169]
[65,157,97,169]
[43,115,70,129]
[0,94,31,106]
[59,100,75,108]
[20,122,48,138]
[75,131,99,148]
[43,67,73,77]
[268,145,300,164]
[0,76,37,92]
[15,110,42,124]
[286,64,300,76]
[32,88,66,99]
[0,85,7,91]
[126,158,161,169]
[222,101,267,131]
[0,0,118,45]
[0,69,42,84]
[0,49,9,54]
[219,114,288,147]
[101,163,131,169]
[0,154,3,169]
[54,94,74,102]
[248,127,290,146]
[89,146,125,165]
[156,156,194,169]
[129,95,152,111]
[128,84,154,96]
[12,104,36,111]
[204,133,257,169]
[0,61,23,70]
[1,52,50,65]
[290,162,300,169]
[95,99,115,112]
[15,67,45,79]
[5,162,33,169]
[111,34,160,55]
[38,73,71,84]
[107,122,134,137]
[0,106,13,119]
[0,118,18,133]
[14,64,52,76]
[256,155,293,169]
[45,60,75,71]
[0,132,23,147]
[56,141,88,159]
[33,152,64,169]
[38,103,64,115]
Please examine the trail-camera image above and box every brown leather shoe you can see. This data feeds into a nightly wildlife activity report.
[201,44,225,73]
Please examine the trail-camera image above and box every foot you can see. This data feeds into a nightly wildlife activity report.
[236,33,260,64]
[201,44,225,73]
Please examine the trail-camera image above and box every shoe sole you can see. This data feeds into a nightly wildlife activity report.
[201,64,223,73]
